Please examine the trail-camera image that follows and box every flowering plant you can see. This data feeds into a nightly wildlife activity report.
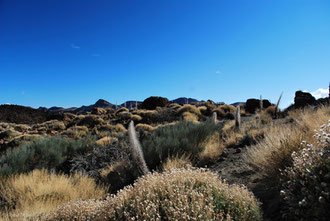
[280,120,330,220]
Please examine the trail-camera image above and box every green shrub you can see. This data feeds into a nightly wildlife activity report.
[0,136,94,177]
[142,120,222,169]
[45,167,262,220]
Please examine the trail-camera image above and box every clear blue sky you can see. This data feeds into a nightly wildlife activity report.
[0,0,329,108]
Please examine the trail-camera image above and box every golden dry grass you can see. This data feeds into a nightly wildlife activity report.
[131,114,142,122]
[115,107,129,115]
[117,111,132,119]
[199,132,224,160]
[96,136,112,146]
[244,105,330,179]
[0,169,107,220]
[135,123,155,132]
[213,108,226,118]
[100,160,127,178]
[182,111,199,122]
[177,104,201,115]
[218,104,236,113]
[161,154,192,171]
[60,125,88,138]
[134,109,157,118]
[168,103,181,109]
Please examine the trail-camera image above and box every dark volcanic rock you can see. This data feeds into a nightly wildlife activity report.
[316,97,330,106]
[246,99,271,113]
[294,91,316,108]
[141,96,169,110]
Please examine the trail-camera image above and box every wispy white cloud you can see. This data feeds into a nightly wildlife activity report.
[70,44,80,49]
[215,70,222,74]
[311,88,328,99]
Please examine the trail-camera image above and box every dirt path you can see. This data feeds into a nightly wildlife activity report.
[208,132,282,220]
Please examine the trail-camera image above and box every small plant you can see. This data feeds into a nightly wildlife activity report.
[280,120,330,220]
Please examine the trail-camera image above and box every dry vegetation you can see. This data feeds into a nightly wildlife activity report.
[0,100,329,220]
[0,169,106,220]
[43,167,262,221]
[245,106,329,180]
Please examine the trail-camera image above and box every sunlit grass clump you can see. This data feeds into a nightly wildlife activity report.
[0,169,107,219]
[245,105,330,180]
[44,167,262,220]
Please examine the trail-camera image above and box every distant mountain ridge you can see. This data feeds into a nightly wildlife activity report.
[170,97,199,105]
[38,99,116,114]
[38,97,202,114]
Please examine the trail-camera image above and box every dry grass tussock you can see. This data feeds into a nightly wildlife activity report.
[245,105,330,179]
[199,132,224,160]
[44,167,262,220]
[134,109,157,118]
[60,125,88,138]
[161,154,192,171]
[199,119,264,162]
[182,111,199,122]
[0,169,107,220]
[218,104,236,113]
[177,104,201,115]
[96,136,112,146]
[135,123,155,132]
[131,114,142,122]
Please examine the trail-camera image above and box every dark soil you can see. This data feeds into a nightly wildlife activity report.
[209,134,282,221]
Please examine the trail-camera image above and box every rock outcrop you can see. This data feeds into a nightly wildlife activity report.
[294,91,316,108]
[141,96,169,110]
[245,99,271,113]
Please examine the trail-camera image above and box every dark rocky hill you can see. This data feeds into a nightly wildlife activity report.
[39,99,116,114]
[170,97,199,105]
[0,105,63,124]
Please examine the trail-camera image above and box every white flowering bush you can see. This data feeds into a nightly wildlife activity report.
[280,120,330,220]
[44,167,262,220]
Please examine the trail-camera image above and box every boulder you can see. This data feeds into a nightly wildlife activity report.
[246,99,271,113]
[316,97,330,106]
[141,96,169,110]
[294,91,316,108]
